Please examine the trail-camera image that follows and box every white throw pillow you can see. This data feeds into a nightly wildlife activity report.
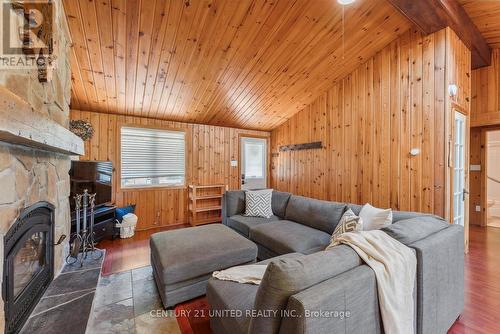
[359,203,393,230]
[325,208,363,250]
[245,189,273,218]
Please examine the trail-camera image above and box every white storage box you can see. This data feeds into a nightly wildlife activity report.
[117,213,138,238]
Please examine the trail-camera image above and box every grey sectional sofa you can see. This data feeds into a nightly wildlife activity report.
[207,190,464,334]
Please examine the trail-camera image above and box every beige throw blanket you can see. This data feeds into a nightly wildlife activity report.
[212,264,268,285]
[336,230,416,334]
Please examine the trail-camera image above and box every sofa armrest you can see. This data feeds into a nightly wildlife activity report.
[222,193,228,226]
[222,191,246,225]
[410,224,464,334]
[278,265,382,334]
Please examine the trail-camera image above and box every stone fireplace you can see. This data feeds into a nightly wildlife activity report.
[0,0,83,332]
[3,202,55,334]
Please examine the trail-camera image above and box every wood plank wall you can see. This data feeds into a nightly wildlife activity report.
[471,49,500,127]
[446,28,472,250]
[70,110,269,230]
[271,28,471,219]
[470,127,486,226]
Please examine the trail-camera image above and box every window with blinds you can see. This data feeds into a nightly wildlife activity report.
[120,126,185,188]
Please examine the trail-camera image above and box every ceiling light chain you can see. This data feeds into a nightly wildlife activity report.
[342,5,345,60]
[337,0,355,60]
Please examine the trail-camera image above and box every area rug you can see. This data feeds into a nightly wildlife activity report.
[175,297,212,334]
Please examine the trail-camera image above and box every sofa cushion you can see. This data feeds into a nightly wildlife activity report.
[348,203,363,215]
[381,216,448,245]
[249,245,363,334]
[392,210,440,223]
[207,278,258,334]
[227,214,281,237]
[249,220,331,255]
[271,191,291,218]
[349,205,440,224]
[285,195,346,234]
[224,190,245,217]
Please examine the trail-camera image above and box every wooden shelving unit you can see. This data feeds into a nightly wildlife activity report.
[188,184,225,226]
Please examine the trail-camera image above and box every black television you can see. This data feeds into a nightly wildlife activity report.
[69,161,113,211]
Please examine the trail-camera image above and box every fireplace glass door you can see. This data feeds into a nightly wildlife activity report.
[13,231,47,299]
[3,202,54,334]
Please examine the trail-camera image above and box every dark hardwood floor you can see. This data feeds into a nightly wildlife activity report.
[99,224,188,276]
[449,225,500,333]
[98,223,500,333]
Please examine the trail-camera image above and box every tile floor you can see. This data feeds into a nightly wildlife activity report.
[20,251,105,334]
[86,266,181,334]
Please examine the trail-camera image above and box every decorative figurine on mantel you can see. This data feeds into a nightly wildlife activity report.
[67,189,103,267]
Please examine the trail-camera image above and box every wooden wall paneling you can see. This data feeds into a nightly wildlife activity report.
[469,127,486,226]
[390,38,401,210]
[410,29,423,212]
[355,64,366,205]
[380,45,392,209]
[470,49,500,127]
[422,32,435,213]
[434,28,446,217]
[343,76,352,204]
[363,59,374,205]
[70,110,269,229]
[269,28,467,217]
[445,28,472,246]
[399,33,411,212]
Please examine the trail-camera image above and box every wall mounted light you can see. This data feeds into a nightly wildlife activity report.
[410,148,420,156]
[448,84,458,97]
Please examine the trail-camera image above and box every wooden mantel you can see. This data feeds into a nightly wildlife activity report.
[0,87,84,155]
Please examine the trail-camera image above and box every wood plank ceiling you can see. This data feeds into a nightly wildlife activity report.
[459,0,500,49]
[63,0,411,131]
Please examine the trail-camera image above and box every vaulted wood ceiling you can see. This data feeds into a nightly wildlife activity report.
[63,0,411,130]
[459,0,500,49]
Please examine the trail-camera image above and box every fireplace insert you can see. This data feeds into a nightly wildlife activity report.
[2,202,54,334]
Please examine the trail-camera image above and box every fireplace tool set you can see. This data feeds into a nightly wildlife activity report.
[66,189,103,266]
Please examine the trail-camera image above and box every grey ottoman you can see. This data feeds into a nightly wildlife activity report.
[150,224,257,308]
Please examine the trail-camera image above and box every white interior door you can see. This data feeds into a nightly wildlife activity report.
[241,137,267,190]
[453,112,467,226]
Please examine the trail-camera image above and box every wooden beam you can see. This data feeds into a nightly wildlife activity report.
[387,0,491,69]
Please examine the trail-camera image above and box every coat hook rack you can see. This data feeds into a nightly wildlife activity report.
[279,141,323,152]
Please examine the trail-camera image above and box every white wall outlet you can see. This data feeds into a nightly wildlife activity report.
[230,160,238,167]
[475,205,481,212]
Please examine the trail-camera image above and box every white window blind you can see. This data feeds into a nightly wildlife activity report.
[121,126,185,188]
